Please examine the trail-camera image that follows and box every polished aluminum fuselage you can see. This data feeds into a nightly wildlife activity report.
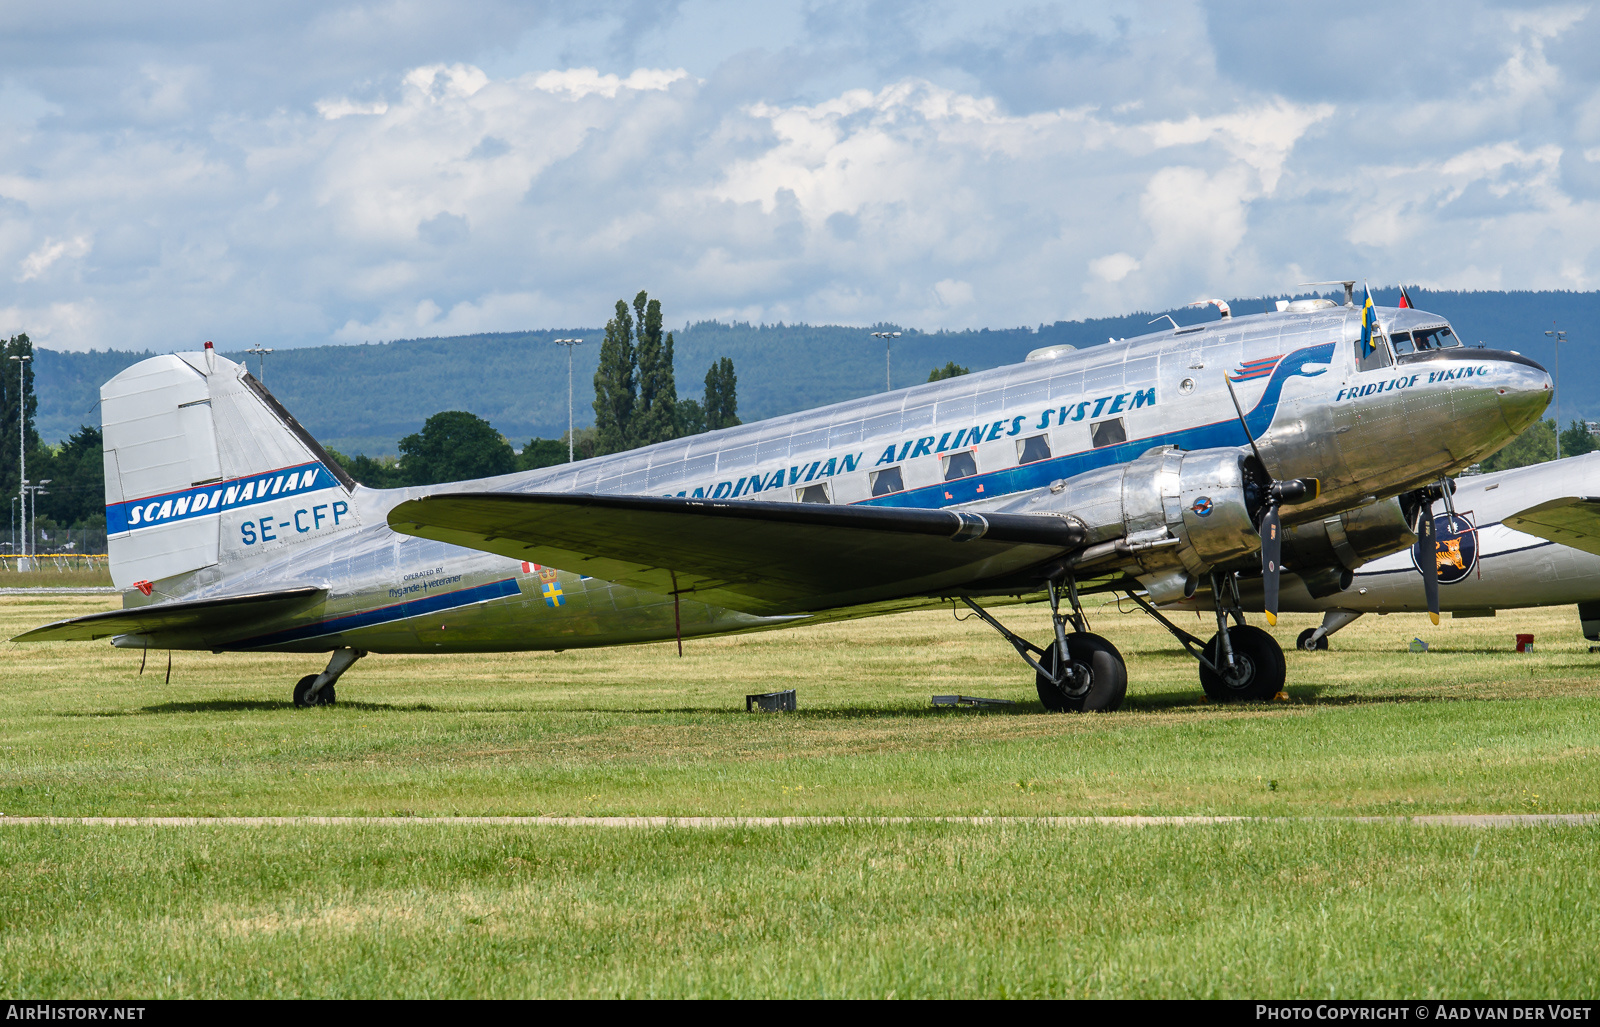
[139,306,1551,653]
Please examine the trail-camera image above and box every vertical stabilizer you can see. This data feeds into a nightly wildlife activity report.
[103,347,357,592]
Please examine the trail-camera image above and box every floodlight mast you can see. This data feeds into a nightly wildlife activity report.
[1546,325,1567,459]
[554,339,584,463]
[246,343,274,383]
[9,354,29,567]
[871,331,901,391]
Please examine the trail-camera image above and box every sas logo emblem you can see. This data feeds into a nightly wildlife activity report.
[1191,497,1214,517]
[1412,512,1478,584]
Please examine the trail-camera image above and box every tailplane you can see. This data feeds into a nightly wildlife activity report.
[103,344,357,592]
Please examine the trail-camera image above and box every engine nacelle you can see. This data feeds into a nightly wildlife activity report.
[1281,496,1418,596]
[1002,445,1264,601]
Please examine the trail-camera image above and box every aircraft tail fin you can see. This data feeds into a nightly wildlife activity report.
[102,345,359,592]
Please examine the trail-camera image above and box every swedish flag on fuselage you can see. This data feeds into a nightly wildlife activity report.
[1359,282,1379,359]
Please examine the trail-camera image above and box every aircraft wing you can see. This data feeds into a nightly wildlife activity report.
[1501,496,1600,558]
[12,586,326,642]
[388,493,1085,614]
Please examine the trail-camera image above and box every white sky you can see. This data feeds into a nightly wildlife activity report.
[3,0,1599,351]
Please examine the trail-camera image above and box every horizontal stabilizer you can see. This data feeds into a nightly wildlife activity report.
[387,493,1084,614]
[1502,496,1600,558]
[12,586,325,643]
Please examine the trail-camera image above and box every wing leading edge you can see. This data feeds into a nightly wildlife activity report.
[387,493,1085,614]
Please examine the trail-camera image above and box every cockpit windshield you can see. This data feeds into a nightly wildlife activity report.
[1411,326,1460,351]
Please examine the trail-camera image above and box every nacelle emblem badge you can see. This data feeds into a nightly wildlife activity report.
[1191,497,1214,517]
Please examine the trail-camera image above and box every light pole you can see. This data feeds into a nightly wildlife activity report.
[9,353,29,570]
[871,331,901,392]
[1545,326,1567,459]
[553,339,584,463]
[246,343,274,383]
[26,480,48,561]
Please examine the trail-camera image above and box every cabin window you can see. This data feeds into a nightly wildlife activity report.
[1017,434,1051,464]
[1390,331,1414,355]
[796,483,831,504]
[1413,326,1460,351]
[870,466,904,496]
[942,451,977,480]
[1356,334,1392,372]
[1090,418,1126,449]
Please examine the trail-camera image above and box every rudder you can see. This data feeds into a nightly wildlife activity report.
[103,344,357,592]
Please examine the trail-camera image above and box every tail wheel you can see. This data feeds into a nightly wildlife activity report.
[293,674,336,707]
[1036,632,1127,712]
[1199,625,1285,702]
[1296,628,1329,651]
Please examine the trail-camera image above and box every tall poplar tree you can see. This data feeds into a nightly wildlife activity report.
[703,356,740,431]
[591,299,636,456]
[631,291,679,446]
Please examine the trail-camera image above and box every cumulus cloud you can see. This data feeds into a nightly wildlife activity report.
[0,0,1597,351]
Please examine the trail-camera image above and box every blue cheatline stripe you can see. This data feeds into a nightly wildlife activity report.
[108,461,335,534]
[233,577,522,649]
[861,342,1335,510]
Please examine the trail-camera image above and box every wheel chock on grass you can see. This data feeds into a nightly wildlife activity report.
[1273,691,1290,702]
[931,695,1016,708]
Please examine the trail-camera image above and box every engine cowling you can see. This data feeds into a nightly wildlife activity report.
[1002,445,1265,601]
[1280,496,1418,596]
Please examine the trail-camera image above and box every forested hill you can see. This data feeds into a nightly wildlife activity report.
[33,288,1600,456]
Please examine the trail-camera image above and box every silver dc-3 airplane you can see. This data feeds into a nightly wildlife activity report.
[17,286,1552,710]
[1214,449,1600,650]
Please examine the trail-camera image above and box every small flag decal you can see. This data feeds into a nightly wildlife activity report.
[542,580,564,607]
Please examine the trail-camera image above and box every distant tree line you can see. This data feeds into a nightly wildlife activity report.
[334,290,742,486]
[1478,418,1599,472]
[2,332,106,540]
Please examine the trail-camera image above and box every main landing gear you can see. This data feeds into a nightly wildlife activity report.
[293,647,365,707]
[962,576,1128,712]
[1126,572,1287,702]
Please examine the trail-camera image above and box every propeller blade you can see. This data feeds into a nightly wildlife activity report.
[1418,500,1441,626]
[1261,503,1282,626]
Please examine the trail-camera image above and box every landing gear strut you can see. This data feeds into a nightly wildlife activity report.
[1126,572,1286,702]
[293,647,365,707]
[1297,609,1363,651]
[961,576,1127,712]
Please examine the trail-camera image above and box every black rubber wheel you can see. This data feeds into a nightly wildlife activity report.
[1200,625,1286,702]
[1036,633,1127,712]
[1296,628,1329,652]
[292,674,336,707]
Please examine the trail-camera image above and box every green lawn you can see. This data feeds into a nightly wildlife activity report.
[0,821,1593,998]
[2,595,1597,996]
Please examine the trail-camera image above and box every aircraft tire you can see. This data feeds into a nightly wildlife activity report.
[1199,625,1286,702]
[1036,633,1127,712]
[1296,628,1329,652]
[293,674,337,708]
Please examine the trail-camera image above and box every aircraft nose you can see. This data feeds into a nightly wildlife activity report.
[1493,355,1553,435]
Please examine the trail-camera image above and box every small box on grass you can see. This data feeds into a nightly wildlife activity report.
[746,690,796,712]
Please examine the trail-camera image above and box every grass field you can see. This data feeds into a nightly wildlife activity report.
[1,594,1597,996]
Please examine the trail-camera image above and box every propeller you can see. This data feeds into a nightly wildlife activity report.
[1225,377,1322,626]
[1406,478,1456,627]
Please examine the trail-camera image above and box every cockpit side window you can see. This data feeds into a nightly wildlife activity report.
[1356,333,1393,372]
[1390,331,1414,355]
[1412,326,1460,351]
